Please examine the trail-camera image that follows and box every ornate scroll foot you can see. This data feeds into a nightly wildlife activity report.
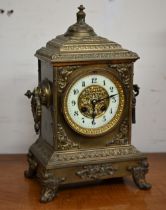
[129,160,152,190]
[40,186,58,203]
[39,171,65,203]
[24,152,38,179]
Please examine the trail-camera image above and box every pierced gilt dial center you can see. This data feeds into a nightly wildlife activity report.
[78,85,110,119]
[80,106,88,113]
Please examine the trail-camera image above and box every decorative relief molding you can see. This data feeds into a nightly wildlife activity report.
[76,163,117,180]
[48,35,120,47]
[51,145,140,165]
[55,35,110,44]
[106,119,129,146]
[108,64,133,88]
[57,123,80,150]
[60,43,122,52]
[36,47,138,62]
[57,66,80,92]
[52,52,138,62]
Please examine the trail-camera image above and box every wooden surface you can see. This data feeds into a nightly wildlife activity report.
[0,153,166,210]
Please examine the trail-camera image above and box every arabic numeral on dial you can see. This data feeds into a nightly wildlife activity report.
[103,80,106,86]
[73,89,79,95]
[74,111,79,116]
[92,120,96,125]
[110,108,113,114]
[82,118,85,123]
[92,78,97,83]
[82,81,85,87]
[71,100,76,106]
[102,116,106,122]
[112,96,116,103]
[110,87,114,92]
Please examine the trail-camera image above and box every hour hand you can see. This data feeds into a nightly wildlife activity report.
[96,93,118,103]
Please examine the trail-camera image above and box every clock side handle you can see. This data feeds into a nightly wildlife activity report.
[132,84,140,124]
[25,79,52,134]
[25,87,42,134]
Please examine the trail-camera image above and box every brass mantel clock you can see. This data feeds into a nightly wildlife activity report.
[25,5,151,203]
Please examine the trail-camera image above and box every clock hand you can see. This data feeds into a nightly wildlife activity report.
[90,94,118,118]
[96,93,118,103]
[91,99,97,123]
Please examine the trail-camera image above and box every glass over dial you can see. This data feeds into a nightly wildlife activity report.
[63,73,125,136]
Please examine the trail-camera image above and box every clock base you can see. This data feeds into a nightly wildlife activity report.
[24,139,151,203]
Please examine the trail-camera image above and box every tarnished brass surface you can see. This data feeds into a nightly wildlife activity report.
[25,5,151,203]
[128,160,152,190]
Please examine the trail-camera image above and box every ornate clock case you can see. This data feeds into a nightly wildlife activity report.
[25,5,151,203]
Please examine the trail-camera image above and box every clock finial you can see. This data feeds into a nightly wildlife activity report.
[77,5,86,24]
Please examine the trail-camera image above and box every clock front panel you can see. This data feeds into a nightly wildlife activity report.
[55,64,132,149]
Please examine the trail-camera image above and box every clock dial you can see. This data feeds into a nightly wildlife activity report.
[63,73,125,136]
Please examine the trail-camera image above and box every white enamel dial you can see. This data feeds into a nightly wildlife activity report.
[63,73,125,136]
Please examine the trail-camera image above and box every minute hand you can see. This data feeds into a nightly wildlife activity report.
[96,93,118,103]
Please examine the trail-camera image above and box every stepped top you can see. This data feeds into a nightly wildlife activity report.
[35,5,139,63]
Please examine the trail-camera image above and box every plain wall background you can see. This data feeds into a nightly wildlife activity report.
[0,0,166,153]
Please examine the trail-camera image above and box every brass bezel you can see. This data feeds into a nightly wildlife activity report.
[62,68,125,137]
